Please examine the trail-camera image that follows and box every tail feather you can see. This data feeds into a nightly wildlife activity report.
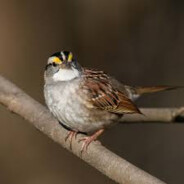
[135,86,181,95]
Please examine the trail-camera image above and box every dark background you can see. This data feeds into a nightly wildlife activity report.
[0,1,184,183]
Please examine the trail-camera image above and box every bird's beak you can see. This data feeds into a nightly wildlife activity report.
[60,61,70,69]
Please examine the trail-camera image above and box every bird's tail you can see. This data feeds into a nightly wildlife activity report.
[126,85,181,101]
[135,86,180,95]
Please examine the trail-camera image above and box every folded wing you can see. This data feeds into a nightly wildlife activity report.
[82,69,141,114]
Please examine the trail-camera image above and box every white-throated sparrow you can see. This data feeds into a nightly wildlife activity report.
[44,51,176,152]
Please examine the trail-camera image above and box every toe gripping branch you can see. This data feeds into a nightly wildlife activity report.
[65,129,104,154]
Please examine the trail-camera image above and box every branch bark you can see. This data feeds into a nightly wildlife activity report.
[121,108,184,123]
[1,75,181,184]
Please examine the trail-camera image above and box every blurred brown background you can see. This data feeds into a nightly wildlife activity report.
[0,0,184,183]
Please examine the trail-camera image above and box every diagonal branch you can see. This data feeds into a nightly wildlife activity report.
[0,75,179,184]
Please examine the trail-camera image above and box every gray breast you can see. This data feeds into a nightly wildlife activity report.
[44,79,119,133]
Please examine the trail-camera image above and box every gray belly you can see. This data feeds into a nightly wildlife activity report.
[44,81,119,133]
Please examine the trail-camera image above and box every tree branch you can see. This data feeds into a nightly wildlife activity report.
[121,108,184,123]
[1,75,179,184]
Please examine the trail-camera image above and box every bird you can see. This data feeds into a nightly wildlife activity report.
[44,50,177,152]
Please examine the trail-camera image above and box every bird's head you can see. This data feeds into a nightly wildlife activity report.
[45,51,82,82]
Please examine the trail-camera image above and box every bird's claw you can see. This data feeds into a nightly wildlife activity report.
[65,131,77,149]
[79,136,95,154]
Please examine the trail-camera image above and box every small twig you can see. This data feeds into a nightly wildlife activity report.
[0,75,177,184]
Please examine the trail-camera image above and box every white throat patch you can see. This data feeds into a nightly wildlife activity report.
[53,68,80,81]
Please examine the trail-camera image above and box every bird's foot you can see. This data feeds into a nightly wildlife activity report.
[79,129,104,154]
[65,131,78,149]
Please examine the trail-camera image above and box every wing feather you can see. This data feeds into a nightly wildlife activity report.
[82,69,141,114]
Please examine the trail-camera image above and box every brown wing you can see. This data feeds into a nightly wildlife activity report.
[82,69,141,114]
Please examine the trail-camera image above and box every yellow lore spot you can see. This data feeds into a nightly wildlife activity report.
[68,52,73,62]
[53,57,62,64]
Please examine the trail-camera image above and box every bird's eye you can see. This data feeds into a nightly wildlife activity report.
[52,62,57,67]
